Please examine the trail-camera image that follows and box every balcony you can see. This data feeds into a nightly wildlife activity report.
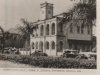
[67,33,92,41]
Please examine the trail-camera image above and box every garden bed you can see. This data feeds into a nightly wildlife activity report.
[0,53,97,69]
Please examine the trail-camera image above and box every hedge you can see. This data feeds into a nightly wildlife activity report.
[0,53,96,69]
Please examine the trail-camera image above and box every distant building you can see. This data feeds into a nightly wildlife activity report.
[30,2,95,56]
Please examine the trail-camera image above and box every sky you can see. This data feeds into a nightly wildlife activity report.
[0,0,76,30]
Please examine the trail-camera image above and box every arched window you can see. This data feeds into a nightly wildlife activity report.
[40,25,44,36]
[39,41,43,51]
[51,41,55,49]
[46,41,49,49]
[36,42,38,49]
[46,24,49,35]
[51,23,55,35]
[32,42,34,49]
[59,41,63,52]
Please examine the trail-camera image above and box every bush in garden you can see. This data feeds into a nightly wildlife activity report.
[31,51,48,56]
[0,53,96,69]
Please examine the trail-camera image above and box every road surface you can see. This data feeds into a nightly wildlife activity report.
[0,60,34,68]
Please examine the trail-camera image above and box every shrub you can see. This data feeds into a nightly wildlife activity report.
[31,51,48,56]
[0,53,96,69]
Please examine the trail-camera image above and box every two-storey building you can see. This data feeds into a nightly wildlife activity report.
[30,1,93,56]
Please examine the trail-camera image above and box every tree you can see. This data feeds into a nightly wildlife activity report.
[71,1,96,50]
[59,0,96,34]
[18,18,37,50]
[58,0,96,51]
[0,26,5,53]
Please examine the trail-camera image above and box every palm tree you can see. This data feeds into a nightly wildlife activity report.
[18,18,37,55]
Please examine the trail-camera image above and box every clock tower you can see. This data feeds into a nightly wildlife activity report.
[40,2,53,20]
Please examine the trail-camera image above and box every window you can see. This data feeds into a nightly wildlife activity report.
[74,44,78,50]
[82,45,85,52]
[46,41,49,49]
[40,25,44,36]
[81,25,84,34]
[59,41,63,52]
[46,24,49,35]
[36,29,38,37]
[87,45,90,52]
[36,42,38,49]
[87,25,90,35]
[39,41,43,51]
[70,24,73,33]
[51,23,55,35]
[69,43,72,49]
[60,24,63,32]
[77,26,80,33]
[32,42,34,49]
[51,41,55,49]
[48,10,51,14]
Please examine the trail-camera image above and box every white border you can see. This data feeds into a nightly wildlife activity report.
[0,0,100,74]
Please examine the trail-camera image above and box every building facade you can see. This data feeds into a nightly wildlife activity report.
[30,2,93,56]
